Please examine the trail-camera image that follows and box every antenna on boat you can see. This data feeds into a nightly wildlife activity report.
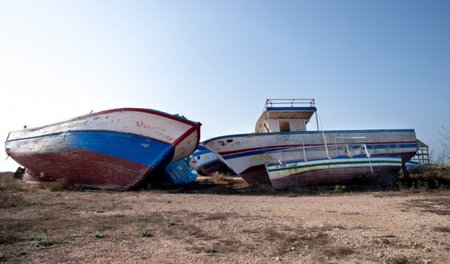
[316,112,330,159]
[313,99,319,131]
[265,99,271,132]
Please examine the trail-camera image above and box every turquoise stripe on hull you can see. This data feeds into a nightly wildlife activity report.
[268,158,402,173]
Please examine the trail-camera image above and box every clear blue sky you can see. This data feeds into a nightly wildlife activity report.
[1,0,449,170]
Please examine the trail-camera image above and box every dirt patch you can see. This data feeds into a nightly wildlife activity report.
[1,172,450,263]
[433,226,450,233]
[402,196,450,215]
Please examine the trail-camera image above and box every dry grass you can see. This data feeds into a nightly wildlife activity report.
[0,172,25,192]
[404,164,450,189]
[210,172,234,185]
[181,174,277,195]
[0,192,28,209]
[0,173,30,210]
[48,178,72,192]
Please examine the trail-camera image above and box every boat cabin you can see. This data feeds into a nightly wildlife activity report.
[255,99,317,133]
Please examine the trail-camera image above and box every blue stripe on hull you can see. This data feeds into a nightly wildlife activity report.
[7,131,175,168]
[67,131,174,167]
[223,143,417,160]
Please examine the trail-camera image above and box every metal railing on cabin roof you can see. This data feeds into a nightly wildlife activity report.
[265,98,316,109]
[260,98,319,132]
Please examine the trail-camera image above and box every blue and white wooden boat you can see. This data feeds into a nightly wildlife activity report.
[5,108,201,190]
[204,99,418,187]
[189,144,235,175]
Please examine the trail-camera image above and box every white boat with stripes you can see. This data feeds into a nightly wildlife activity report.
[203,99,418,187]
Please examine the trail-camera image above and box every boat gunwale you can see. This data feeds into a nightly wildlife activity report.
[202,128,417,145]
[7,107,201,135]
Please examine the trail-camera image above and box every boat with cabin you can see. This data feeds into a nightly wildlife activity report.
[5,108,201,190]
[203,99,418,188]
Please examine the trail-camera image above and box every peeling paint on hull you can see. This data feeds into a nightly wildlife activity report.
[5,108,201,190]
[16,148,149,190]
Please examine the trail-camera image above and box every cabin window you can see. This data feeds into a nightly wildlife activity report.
[279,120,290,132]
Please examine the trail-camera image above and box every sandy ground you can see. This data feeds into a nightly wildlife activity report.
[0,173,449,264]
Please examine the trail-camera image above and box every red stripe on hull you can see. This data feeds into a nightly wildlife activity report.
[85,108,201,127]
[49,108,201,128]
[219,141,417,156]
[11,149,149,190]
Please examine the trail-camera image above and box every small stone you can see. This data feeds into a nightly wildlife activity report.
[377,252,385,258]
[291,247,295,251]
[275,257,280,261]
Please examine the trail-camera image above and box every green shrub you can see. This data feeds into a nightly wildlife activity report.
[334,185,347,193]
[94,231,106,239]
[139,229,153,238]
[203,246,217,254]
[390,256,409,264]
[164,219,175,227]
[30,234,54,248]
